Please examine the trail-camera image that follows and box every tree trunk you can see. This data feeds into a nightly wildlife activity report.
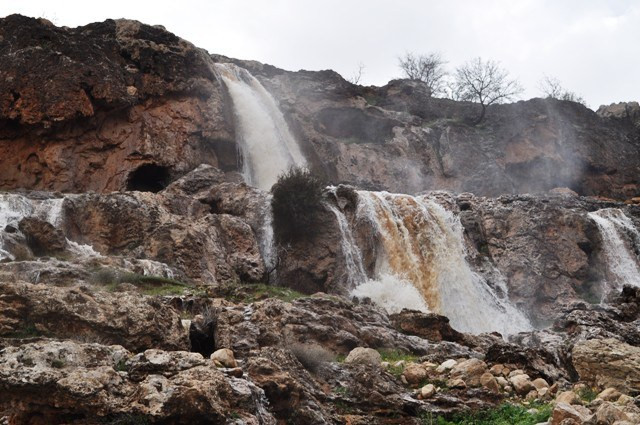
[472,103,487,125]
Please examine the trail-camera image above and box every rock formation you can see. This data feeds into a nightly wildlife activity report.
[1,14,640,425]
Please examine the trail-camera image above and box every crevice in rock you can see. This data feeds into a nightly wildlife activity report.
[126,164,171,192]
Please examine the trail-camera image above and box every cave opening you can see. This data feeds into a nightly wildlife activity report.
[126,164,171,193]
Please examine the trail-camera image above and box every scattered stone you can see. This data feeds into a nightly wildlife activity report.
[510,374,535,396]
[450,358,489,387]
[480,372,500,392]
[448,378,467,389]
[594,402,630,424]
[210,348,238,368]
[403,363,428,385]
[344,347,382,366]
[556,391,581,406]
[496,376,509,388]
[436,359,457,373]
[550,402,591,425]
[420,384,436,398]
[598,388,622,402]
[490,364,506,376]
[526,389,539,401]
[532,377,550,390]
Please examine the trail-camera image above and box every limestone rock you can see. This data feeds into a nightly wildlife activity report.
[344,347,382,366]
[210,348,238,368]
[480,372,500,392]
[436,359,457,373]
[550,402,591,425]
[532,377,550,390]
[0,281,189,351]
[572,338,640,393]
[510,374,535,396]
[556,391,582,406]
[449,358,489,387]
[597,388,622,402]
[403,363,427,385]
[420,383,436,398]
[594,402,630,424]
[18,217,67,256]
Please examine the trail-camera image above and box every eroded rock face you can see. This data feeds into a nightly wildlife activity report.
[572,338,640,393]
[0,341,276,424]
[0,281,189,351]
[0,15,234,193]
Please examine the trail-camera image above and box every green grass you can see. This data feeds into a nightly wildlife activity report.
[377,348,420,363]
[93,268,195,296]
[429,402,552,425]
[51,359,65,369]
[577,386,598,403]
[377,348,421,379]
[333,386,350,396]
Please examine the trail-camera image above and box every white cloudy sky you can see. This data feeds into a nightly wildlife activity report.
[2,0,639,108]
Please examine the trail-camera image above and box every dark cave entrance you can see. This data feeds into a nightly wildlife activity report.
[126,164,171,193]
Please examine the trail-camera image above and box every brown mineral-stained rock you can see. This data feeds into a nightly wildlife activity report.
[18,217,67,256]
[0,281,189,352]
[572,338,640,393]
[0,15,234,193]
[550,403,591,425]
[388,310,465,343]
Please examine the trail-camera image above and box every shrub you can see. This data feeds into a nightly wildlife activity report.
[290,342,335,374]
[270,167,324,243]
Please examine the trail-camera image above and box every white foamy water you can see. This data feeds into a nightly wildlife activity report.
[0,194,65,260]
[349,191,531,335]
[588,208,640,293]
[66,240,103,258]
[326,202,367,288]
[214,63,307,190]
[351,273,429,314]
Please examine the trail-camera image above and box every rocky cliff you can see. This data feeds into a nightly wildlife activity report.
[1,14,640,425]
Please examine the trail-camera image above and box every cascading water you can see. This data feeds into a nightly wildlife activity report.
[588,208,640,293]
[214,63,307,191]
[344,191,531,335]
[0,194,65,260]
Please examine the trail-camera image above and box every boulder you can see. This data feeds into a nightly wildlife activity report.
[556,391,581,406]
[532,377,550,390]
[510,374,535,396]
[597,388,622,402]
[450,358,489,387]
[480,372,500,392]
[18,217,67,256]
[210,348,238,368]
[403,363,428,385]
[420,383,436,398]
[550,402,591,425]
[572,338,640,393]
[594,402,630,424]
[344,347,382,366]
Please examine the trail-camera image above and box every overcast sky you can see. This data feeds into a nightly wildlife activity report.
[2,0,639,108]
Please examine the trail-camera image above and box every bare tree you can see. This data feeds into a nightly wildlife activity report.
[348,62,365,85]
[398,52,447,96]
[539,75,586,106]
[452,57,523,124]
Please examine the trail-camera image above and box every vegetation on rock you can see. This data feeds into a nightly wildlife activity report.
[270,166,324,243]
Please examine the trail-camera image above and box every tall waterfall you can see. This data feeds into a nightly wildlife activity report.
[214,63,307,191]
[588,208,640,293]
[343,191,532,335]
[0,194,65,260]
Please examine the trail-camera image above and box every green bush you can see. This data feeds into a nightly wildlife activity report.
[431,402,552,425]
[270,167,324,243]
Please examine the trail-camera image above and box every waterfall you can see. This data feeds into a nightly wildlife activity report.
[214,63,307,191]
[348,191,531,335]
[588,208,640,293]
[0,194,65,260]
